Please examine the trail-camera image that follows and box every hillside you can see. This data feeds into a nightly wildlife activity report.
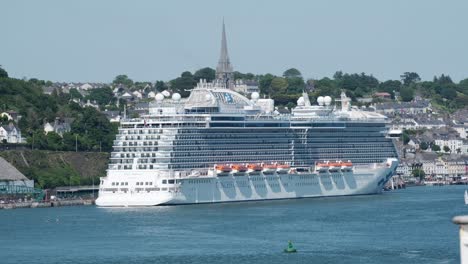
[0,150,108,188]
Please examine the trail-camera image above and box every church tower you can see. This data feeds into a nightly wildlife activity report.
[215,20,234,88]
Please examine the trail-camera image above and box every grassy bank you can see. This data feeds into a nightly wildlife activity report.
[0,150,108,189]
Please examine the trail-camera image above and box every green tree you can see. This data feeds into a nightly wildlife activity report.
[155,81,167,92]
[170,71,196,97]
[0,66,8,78]
[457,78,468,95]
[440,87,457,100]
[46,132,63,151]
[412,168,425,181]
[113,74,133,87]
[258,74,275,95]
[71,107,116,151]
[86,87,115,106]
[67,88,81,100]
[286,77,305,94]
[443,145,451,153]
[431,144,441,152]
[419,142,429,150]
[400,72,421,86]
[193,67,216,82]
[401,133,410,145]
[234,71,255,80]
[283,68,302,78]
[400,86,414,102]
[270,77,288,95]
[379,80,402,98]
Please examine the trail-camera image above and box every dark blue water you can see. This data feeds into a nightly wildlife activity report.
[1,186,465,264]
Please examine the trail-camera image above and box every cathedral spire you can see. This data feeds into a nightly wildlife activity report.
[216,19,234,88]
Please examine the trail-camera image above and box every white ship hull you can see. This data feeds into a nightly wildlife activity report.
[96,158,398,207]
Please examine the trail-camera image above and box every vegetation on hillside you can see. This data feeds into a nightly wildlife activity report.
[0,66,117,152]
[0,150,108,189]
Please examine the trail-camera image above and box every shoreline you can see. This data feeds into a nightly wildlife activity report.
[0,199,95,210]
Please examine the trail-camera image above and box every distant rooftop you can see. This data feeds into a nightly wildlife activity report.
[0,157,28,181]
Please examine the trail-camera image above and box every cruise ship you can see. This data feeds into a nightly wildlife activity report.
[95,23,399,207]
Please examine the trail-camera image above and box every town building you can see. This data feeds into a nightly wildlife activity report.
[233,80,259,94]
[0,157,34,196]
[0,123,23,143]
[373,92,391,99]
[43,118,72,136]
[434,136,463,153]
[375,100,431,115]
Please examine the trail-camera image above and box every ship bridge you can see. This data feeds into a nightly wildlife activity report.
[184,81,260,114]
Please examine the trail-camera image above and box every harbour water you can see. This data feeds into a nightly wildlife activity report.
[1,185,466,264]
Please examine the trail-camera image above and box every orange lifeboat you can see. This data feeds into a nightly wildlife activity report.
[262,163,277,174]
[340,160,353,172]
[315,161,329,173]
[247,164,263,174]
[215,164,232,175]
[328,162,341,172]
[276,164,290,174]
[231,164,248,174]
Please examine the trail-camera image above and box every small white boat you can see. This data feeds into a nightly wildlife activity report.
[465,190,468,205]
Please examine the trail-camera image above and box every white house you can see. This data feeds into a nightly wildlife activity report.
[83,100,99,109]
[233,80,260,94]
[132,91,143,99]
[80,83,93,90]
[147,91,156,99]
[43,118,72,137]
[434,137,463,153]
[0,123,22,143]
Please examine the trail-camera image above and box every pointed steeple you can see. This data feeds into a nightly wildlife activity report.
[216,19,234,88]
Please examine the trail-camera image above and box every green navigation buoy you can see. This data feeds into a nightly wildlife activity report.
[284,240,297,253]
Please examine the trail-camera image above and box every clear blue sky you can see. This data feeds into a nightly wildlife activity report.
[2,0,468,83]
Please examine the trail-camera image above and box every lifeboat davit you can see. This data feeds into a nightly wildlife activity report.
[341,161,353,172]
[276,164,290,174]
[215,164,232,175]
[247,164,263,174]
[262,163,277,174]
[231,164,248,175]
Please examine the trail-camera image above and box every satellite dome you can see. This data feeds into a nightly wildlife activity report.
[205,94,212,101]
[155,93,164,102]
[251,92,259,101]
[324,96,332,106]
[161,90,171,97]
[297,96,305,106]
[172,93,181,101]
[317,96,325,106]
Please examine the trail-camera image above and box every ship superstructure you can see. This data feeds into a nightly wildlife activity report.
[96,83,398,206]
[96,22,398,207]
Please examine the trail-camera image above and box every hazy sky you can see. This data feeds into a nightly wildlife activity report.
[2,0,468,83]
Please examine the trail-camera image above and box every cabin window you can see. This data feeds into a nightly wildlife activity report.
[112,182,115,186]
[162,180,167,184]
[136,182,139,186]
[168,180,175,184]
